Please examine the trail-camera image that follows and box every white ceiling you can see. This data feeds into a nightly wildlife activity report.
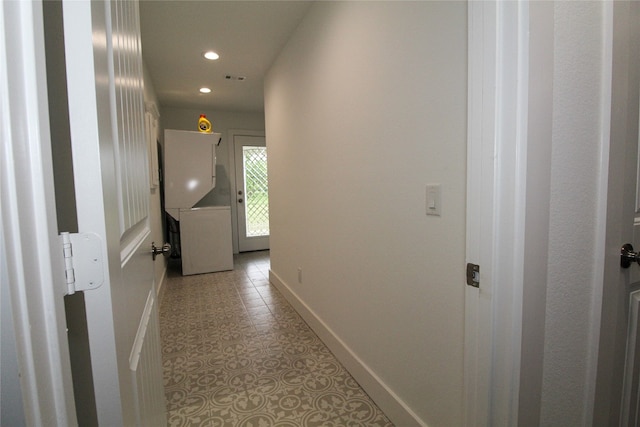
[139,1,313,113]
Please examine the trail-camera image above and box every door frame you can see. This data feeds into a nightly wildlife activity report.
[0,0,76,424]
[466,2,620,426]
[465,2,558,425]
[464,2,528,424]
[228,129,266,254]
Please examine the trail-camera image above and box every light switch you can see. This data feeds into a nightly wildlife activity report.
[426,184,441,216]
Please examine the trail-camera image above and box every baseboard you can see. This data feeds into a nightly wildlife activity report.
[269,270,426,427]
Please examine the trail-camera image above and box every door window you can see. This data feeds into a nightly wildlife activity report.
[242,146,269,237]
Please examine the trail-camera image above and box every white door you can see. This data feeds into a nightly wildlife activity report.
[234,135,270,252]
[62,1,165,425]
[594,2,640,425]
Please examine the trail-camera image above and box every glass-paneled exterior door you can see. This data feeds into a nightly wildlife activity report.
[234,135,269,252]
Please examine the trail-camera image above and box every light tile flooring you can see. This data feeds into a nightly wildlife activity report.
[160,251,394,427]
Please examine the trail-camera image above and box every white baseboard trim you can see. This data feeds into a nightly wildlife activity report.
[269,269,426,427]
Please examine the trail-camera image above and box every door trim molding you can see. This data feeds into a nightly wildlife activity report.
[0,0,76,423]
[228,129,265,253]
[587,2,612,424]
[465,2,538,425]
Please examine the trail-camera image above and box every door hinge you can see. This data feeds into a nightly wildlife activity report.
[59,232,104,295]
[466,263,480,288]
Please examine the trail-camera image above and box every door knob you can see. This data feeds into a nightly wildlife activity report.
[152,242,171,261]
[238,198,243,203]
[621,243,640,268]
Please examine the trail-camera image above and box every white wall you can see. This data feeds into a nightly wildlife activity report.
[541,3,608,424]
[265,2,467,425]
[160,107,265,208]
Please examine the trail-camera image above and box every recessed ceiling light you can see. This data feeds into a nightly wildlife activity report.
[199,87,211,94]
[203,51,219,60]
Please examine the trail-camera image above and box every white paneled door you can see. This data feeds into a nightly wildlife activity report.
[234,135,270,252]
[62,1,165,425]
[596,2,640,426]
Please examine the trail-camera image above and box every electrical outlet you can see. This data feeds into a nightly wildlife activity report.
[297,268,303,284]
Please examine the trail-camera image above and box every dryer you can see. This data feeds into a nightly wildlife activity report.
[164,129,233,274]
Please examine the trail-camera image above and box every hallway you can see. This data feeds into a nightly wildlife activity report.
[160,251,394,426]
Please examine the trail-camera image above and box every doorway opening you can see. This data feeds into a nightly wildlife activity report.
[232,133,269,252]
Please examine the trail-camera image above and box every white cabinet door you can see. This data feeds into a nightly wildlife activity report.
[180,207,234,275]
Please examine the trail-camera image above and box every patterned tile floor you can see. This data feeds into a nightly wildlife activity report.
[160,251,394,427]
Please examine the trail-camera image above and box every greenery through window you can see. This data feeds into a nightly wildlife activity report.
[243,147,269,237]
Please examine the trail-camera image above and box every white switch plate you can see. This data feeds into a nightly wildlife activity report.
[426,184,441,216]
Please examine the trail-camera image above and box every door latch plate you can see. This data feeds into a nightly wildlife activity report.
[466,263,480,288]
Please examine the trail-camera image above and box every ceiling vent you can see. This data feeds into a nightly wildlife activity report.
[225,75,246,81]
